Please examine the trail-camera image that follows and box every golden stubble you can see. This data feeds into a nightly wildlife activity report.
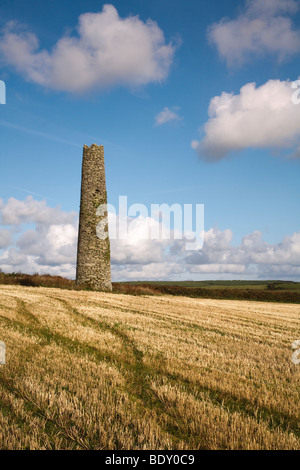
[0,285,299,450]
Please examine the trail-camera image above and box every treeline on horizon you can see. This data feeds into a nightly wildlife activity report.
[0,271,300,304]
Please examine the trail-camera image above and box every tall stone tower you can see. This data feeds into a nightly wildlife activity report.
[76,144,112,291]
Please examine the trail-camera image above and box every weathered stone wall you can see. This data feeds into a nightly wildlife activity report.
[76,144,112,291]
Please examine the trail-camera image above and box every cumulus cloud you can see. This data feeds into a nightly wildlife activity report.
[154,107,182,126]
[16,224,78,266]
[0,229,11,249]
[192,78,300,160]
[0,4,176,93]
[247,0,299,16]
[185,228,300,270]
[190,264,246,274]
[0,197,78,278]
[111,223,300,281]
[1,197,300,281]
[208,0,300,65]
[0,196,77,225]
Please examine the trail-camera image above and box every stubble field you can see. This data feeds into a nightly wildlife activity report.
[0,285,299,450]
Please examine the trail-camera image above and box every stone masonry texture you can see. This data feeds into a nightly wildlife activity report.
[76,144,112,291]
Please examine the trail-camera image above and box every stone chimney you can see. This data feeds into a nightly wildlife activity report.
[76,144,112,291]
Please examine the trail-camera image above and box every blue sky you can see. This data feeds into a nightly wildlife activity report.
[0,0,300,281]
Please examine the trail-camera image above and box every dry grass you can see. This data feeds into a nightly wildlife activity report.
[0,285,299,450]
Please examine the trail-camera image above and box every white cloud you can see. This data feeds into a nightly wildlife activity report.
[16,223,78,266]
[190,264,246,274]
[0,197,78,277]
[208,0,300,65]
[192,78,300,160]
[0,4,176,93]
[247,0,299,16]
[0,229,11,249]
[0,196,77,225]
[154,107,182,126]
[109,215,300,280]
[185,228,300,269]
[1,197,300,281]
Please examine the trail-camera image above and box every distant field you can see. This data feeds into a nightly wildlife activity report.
[125,280,300,290]
[114,281,300,303]
[1,273,300,303]
[0,285,299,450]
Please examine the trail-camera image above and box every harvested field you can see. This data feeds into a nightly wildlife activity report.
[0,285,299,450]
